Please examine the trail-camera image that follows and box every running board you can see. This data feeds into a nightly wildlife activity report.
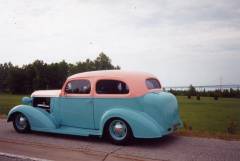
[32,126,101,137]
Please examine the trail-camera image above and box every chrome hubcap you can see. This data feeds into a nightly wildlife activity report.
[109,120,127,141]
[15,114,27,130]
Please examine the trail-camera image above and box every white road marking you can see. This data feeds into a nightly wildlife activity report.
[0,152,52,161]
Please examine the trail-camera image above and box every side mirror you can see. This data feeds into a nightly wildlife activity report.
[22,97,32,105]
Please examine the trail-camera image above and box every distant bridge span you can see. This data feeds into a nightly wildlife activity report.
[164,84,240,90]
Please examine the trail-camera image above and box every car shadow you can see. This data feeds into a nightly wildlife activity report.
[29,131,179,147]
[131,134,179,147]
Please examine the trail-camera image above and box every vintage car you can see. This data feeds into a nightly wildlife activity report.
[7,70,182,144]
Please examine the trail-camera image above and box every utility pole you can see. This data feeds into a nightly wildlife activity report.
[220,76,222,92]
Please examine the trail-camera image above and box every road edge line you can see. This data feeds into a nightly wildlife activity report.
[0,152,52,161]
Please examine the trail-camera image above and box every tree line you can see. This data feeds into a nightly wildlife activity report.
[0,53,120,94]
[168,85,240,98]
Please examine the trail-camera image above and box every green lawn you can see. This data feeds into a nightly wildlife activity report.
[0,94,26,116]
[178,96,240,135]
[0,94,240,138]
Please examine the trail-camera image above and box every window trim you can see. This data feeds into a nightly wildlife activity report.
[95,79,130,95]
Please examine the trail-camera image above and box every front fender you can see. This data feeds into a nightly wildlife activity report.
[100,108,164,138]
[8,105,56,130]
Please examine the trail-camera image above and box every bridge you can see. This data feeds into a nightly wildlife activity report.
[164,84,240,91]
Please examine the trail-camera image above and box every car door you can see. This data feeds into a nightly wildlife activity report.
[59,79,94,129]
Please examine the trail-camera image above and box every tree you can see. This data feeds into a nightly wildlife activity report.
[46,60,69,89]
[188,84,196,96]
[0,63,12,93]
[0,53,120,94]
[94,52,118,70]
[5,66,26,94]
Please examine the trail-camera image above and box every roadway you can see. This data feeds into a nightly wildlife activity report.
[0,119,239,161]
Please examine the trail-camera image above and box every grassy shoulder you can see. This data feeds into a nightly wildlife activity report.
[175,130,240,141]
[177,96,240,140]
[0,94,26,116]
[0,94,240,140]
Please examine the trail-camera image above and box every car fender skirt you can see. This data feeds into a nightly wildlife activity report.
[8,105,57,130]
[100,108,164,138]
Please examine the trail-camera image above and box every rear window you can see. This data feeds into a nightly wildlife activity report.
[146,78,161,89]
[96,80,129,94]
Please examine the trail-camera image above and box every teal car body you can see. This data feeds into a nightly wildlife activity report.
[7,70,182,139]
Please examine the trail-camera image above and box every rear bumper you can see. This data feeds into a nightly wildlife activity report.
[161,121,183,136]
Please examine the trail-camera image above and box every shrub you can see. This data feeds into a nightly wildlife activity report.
[196,95,200,100]
[183,121,192,131]
[227,120,238,134]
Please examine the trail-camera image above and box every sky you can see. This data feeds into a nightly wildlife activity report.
[0,0,240,86]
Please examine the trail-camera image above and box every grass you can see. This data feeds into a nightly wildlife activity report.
[0,94,26,116]
[177,96,240,139]
[0,94,240,139]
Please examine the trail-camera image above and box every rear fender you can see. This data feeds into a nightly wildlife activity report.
[100,108,164,138]
[7,105,57,130]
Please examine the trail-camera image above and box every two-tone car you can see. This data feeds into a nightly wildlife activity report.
[7,70,182,144]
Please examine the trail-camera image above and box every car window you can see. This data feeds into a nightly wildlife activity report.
[96,80,129,94]
[65,79,91,94]
[146,78,161,89]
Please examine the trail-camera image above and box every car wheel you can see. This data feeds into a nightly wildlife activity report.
[107,119,132,145]
[13,113,30,133]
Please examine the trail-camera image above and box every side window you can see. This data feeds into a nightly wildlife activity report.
[65,80,91,94]
[146,78,161,89]
[96,80,129,94]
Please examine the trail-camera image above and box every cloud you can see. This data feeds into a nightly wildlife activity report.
[0,0,239,86]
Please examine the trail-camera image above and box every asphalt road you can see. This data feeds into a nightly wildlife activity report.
[0,119,239,161]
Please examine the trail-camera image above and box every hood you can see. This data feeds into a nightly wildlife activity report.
[31,90,61,98]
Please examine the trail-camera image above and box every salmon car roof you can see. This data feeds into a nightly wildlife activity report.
[68,70,156,80]
[66,70,161,97]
